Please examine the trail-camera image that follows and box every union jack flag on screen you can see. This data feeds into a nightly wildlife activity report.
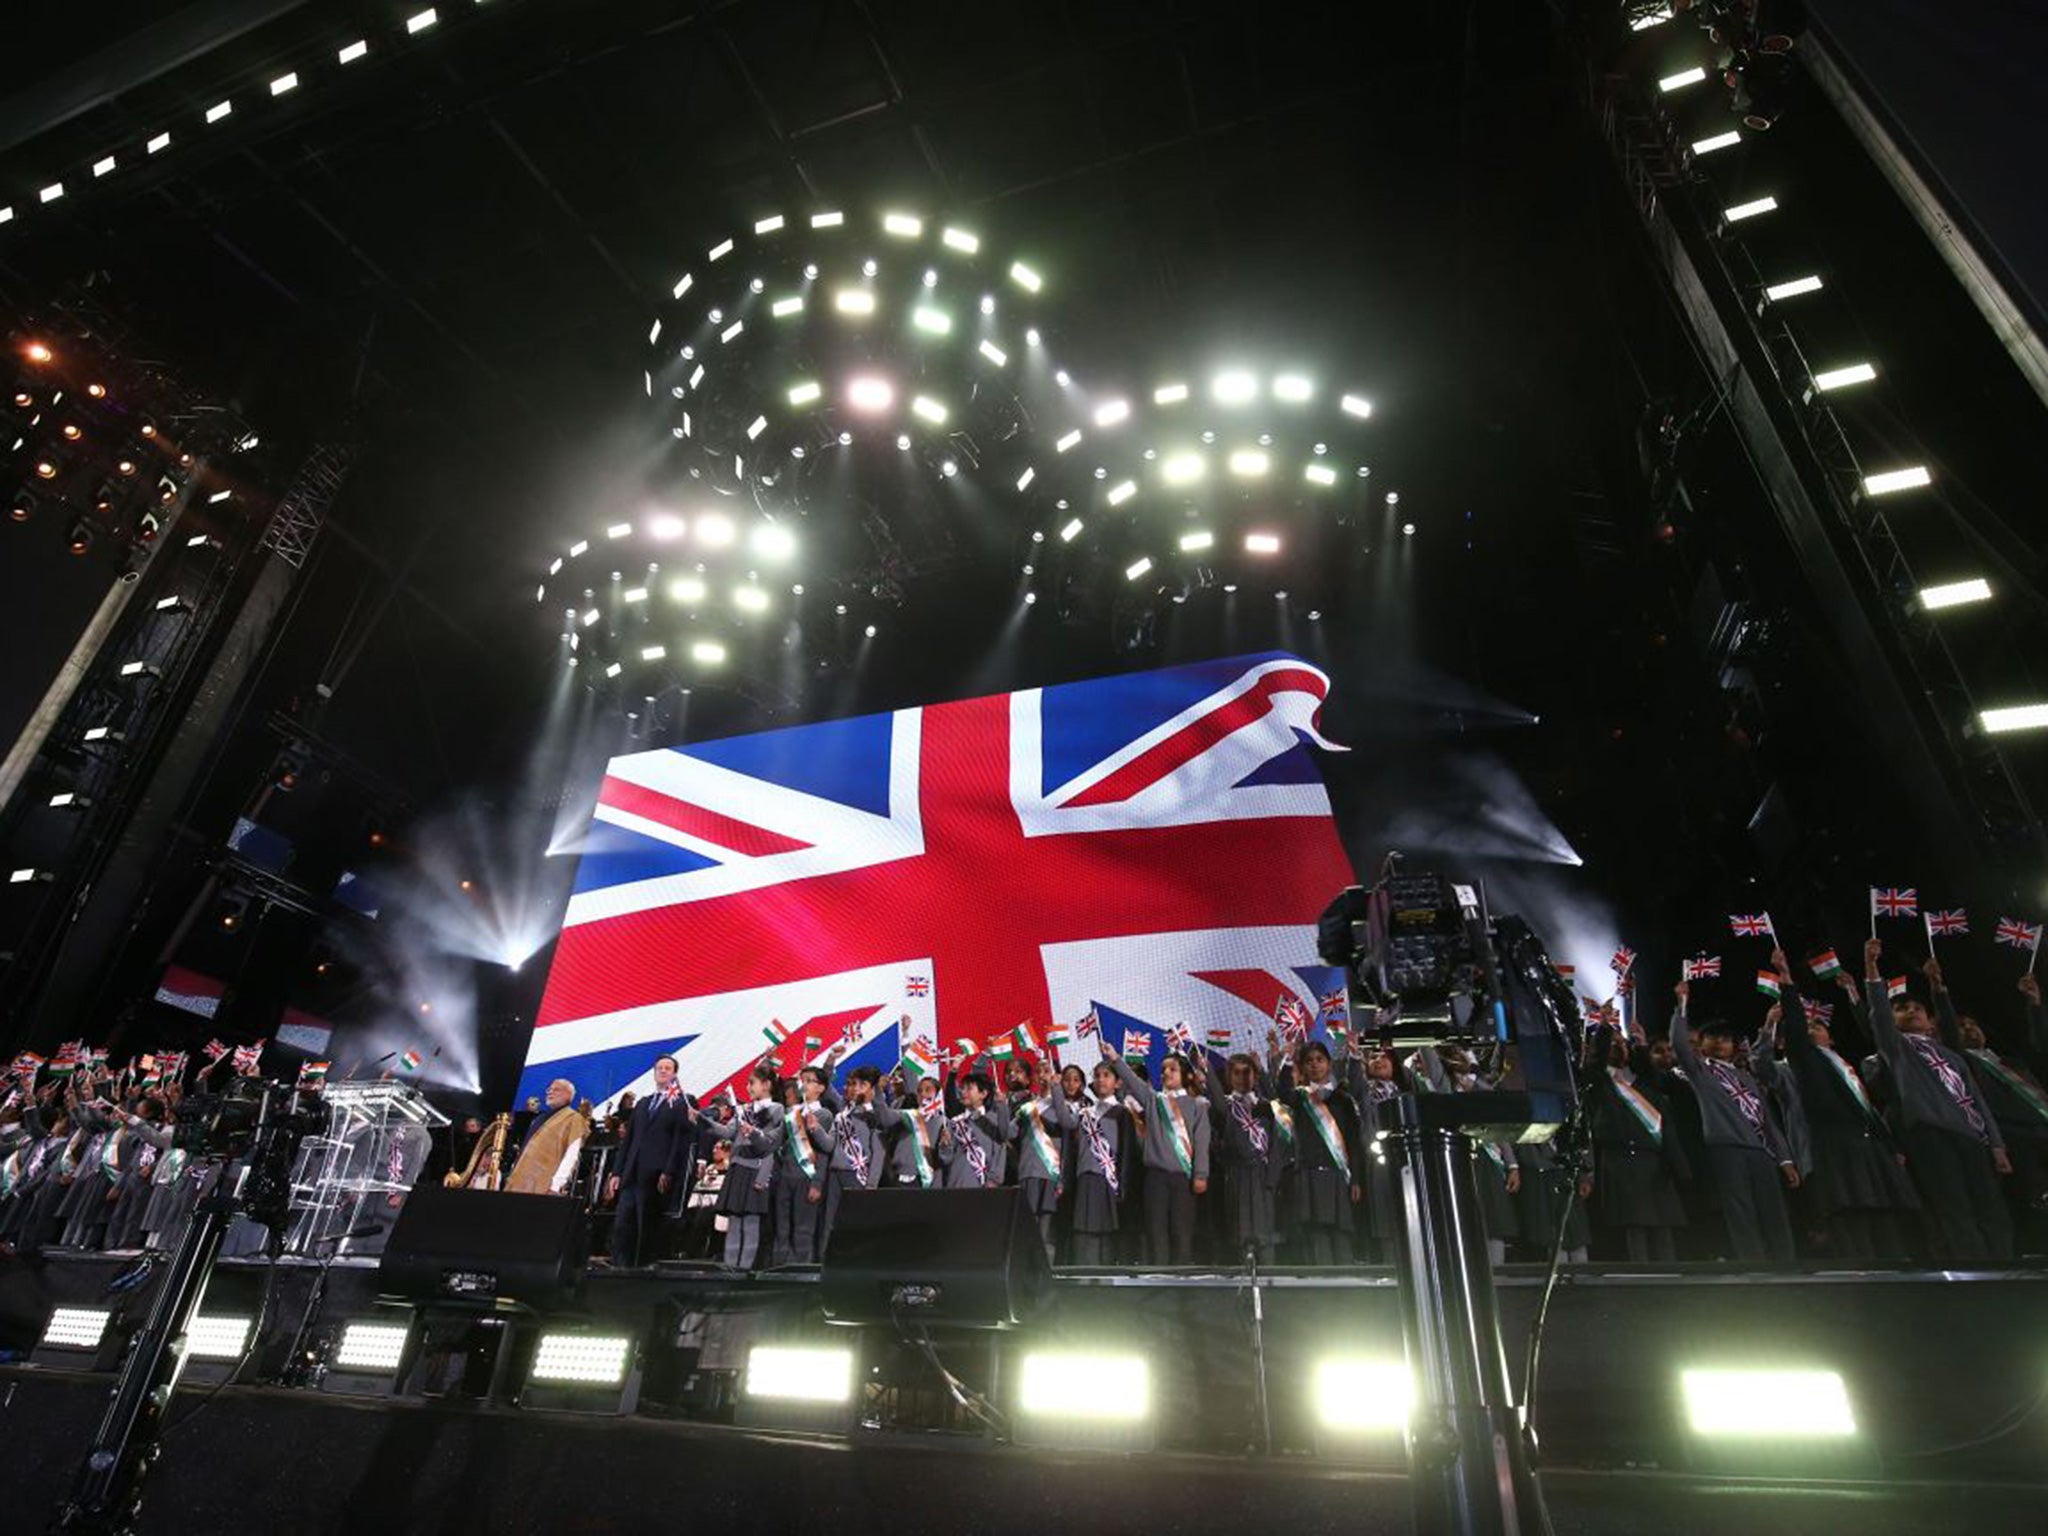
[516,653,1356,1107]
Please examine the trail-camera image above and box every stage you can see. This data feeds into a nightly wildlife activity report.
[3,1251,2045,1532]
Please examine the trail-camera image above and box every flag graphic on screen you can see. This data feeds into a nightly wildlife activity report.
[515,652,1355,1108]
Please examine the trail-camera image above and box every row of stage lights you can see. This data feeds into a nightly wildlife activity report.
[1632,5,2047,738]
[31,1300,1864,1470]
[0,6,496,234]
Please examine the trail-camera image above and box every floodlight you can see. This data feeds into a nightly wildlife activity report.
[1305,462,1338,486]
[1980,704,2048,734]
[771,296,804,318]
[1862,465,1930,496]
[1340,393,1373,418]
[847,376,894,413]
[0,206,12,223]
[1154,382,1189,404]
[669,577,706,603]
[1273,374,1313,402]
[708,238,734,261]
[754,214,785,234]
[11,867,49,883]
[1055,429,1083,453]
[941,227,979,253]
[647,318,663,345]
[1160,453,1205,485]
[691,640,727,664]
[154,595,189,613]
[1313,1357,1412,1432]
[720,320,744,344]
[83,727,116,743]
[835,289,877,315]
[1060,518,1084,541]
[744,1345,855,1404]
[979,294,996,315]
[673,273,694,298]
[746,415,768,440]
[43,1308,113,1349]
[1680,1369,1855,1437]
[1212,371,1258,403]
[94,156,117,177]
[911,395,948,424]
[912,306,952,335]
[622,587,648,604]
[1228,449,1270,477]
[1106,480,1137,506]
[734,587,769,613]
[271,72,300,97]
[580,610,599,628]
[1125,557,1153,581]
[531,1334,633,1385]
[751,524,796,559]
[184,1315,252,1360]
[1009,261,1043,292]
[1631,6,1674,29]
[1764,275,1823,301]
[1659,66,1708,92]
[334,1323,410,1372]
[1026,327,1042,346]
[1724,196,1777,223]
[688,365,704,388]
[49,791,82,808]
[639,644,666,661]
[1094,399,1131,428]
[811,211,844,228]
[695,513,736,545]
[940,459,959,477]
[205,101,232,125]
[406,8,438,35]
[118,661,158,679]
[1245,532,1281,554]
[1179,530,1214,551]
[1016,467,1036,491]
[1018,1352,1148,1421]
[1917,578,1990,611]
[147,132,172,153]
[339,40,370,64]
[979,339,1009,366]
[1812,363,1876,392]
[569,540,589,557]
[606,522,632,539]
[883,212,923,237]
[1692,130,1741,155]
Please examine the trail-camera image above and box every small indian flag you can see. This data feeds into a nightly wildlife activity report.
[990,1036,1015,1061]
[1047,1024,1071,1049]
[761,1019,791,1047]
[803,1035,823,1052]
[1013,1021,1040,1055]
[1810,949,1842,979]
[298,1060,331,1085]
[399,1048,422,1073]
[1754,971,1781,999]
[1207,1026,1234,1049]
[901,1039,937,1078]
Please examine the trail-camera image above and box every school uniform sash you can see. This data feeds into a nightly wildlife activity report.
[1609,1076,1664,1142]
[841,1112,872,1186]
[0,1149,19,1198]
[98,1127,126,1180]
[1300,1090,1351,1181]
[1905,1035,1988,1140]
[898,1105,938,1187]
[954,1112,993,1186]
[1019,1101,1062,1187]
[1228,1093,1270,1157]
[1970,1049,2048,1125]
[1706,1061,1767,1137]
[1815,1046,1876,1118]
[1081,1102,1121,1196]
[786,1106,821,1180]
[1157,1090,1195,1178]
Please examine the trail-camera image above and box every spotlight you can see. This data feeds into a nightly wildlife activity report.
[66,521,92,555]
[1178,530,1214,551]
[978,339,1008,366]
[772,296,805,317]
[744,1345,854,1404]
[1723,196,1778,224]
[691,640,727,664]
[670,576,706,603]
[1917,578,1990,611]
[734,586,770,613]
[1692,130,1741,155]
[863,624,877,638]
[787,381,823,406]
[1227,449,1270,477]
[1401,522,1416,537]
[1313,1357,1411,1433]
[1244,532,1281,554]
[1862,465,1931,497]
[1125,557,1153,581]
[1023,592,1038,605]
[1385,491,1400,507]
[1025,327,1042,346]
[1059,518,1084,541]
[1094,399,1131,428]
[1659,66,1708,92]
[923,269,939,288]
[1980,704,2048,734]
[1161,453,1204,484]
[1055,369,1071,387]
[900,435,914,451]
[1811,363,1877,392]
[910,396,948,424]
[26,342,53,363]
[940,459,959,477]
[1764,275,1823,302]
[695,513,736,546]
[1681,1369,1855,1438]
[835,289,877,316]
[1008,261,1043,292]
[751,524,796,559]
[1272,374,1314,402]
[1016,1352,1151,1449]
[1212,371,1258,404]
[1106,480,1137,506]
[848,376,894,412]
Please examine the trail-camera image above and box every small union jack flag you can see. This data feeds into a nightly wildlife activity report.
[1164,1022,1195,1055]
[1616,973,1636,997]
[1275,993,1313,1044]
[201,1038,229,1061]
[904,975,930,997]
[1317,987,1347,1019]
[1994,917,2043,953]
[1871,887,1918,919]
[1729,914,1773,938]
[1076,1008,1100,1038]
[1683,955,1723,980]
[1610,944,1637,975]
[1806,1001,1834,1027]
[1926,909,1970,937]
[1123,1028,1153,1060]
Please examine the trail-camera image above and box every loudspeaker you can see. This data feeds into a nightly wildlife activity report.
[378,1186,588,1309]
[820,1187,1052,1329]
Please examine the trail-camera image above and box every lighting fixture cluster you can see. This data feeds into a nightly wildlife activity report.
[0,8,490,234]
[1639,30,2045,738]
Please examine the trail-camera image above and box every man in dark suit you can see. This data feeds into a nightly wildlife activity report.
[604,1055,696,1267]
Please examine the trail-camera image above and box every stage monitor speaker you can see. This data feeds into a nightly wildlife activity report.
[378,1186,588,1310]
[820,1187,1052,1329]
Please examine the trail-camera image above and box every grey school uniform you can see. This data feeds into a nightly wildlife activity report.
[707,1102,783,1217]
[942,1102,1011,1190]
[1205,1070,1284,1258]
[1046,1089,1127,1252]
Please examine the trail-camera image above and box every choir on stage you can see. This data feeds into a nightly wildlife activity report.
[7,928,2047,1274]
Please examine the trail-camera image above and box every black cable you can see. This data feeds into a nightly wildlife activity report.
[893,1311,1006,1436]
[160,1235,284,1438]
[1518,1115,1589,1460]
